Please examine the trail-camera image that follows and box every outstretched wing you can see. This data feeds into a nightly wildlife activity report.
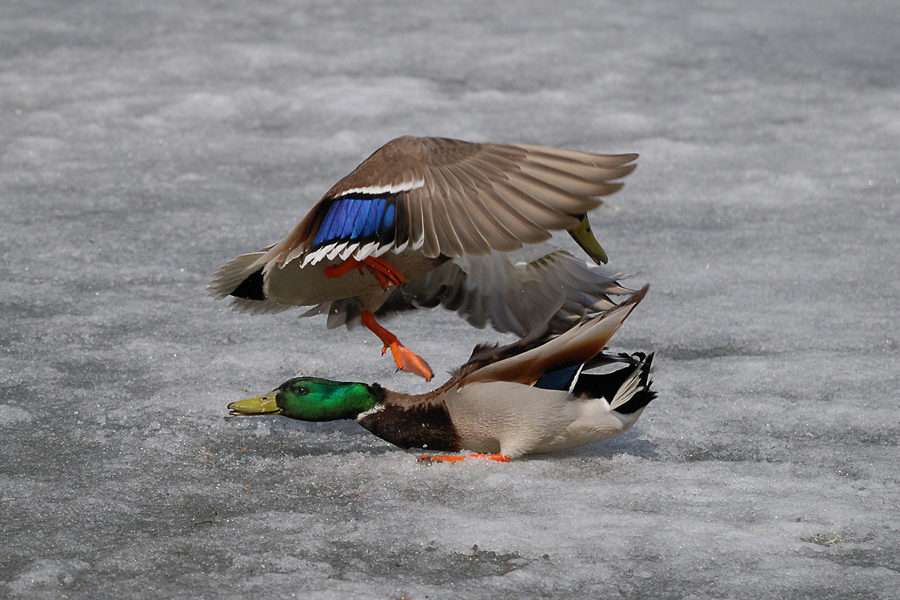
[380,247,635,336]
[299,246,636,337]
[254,136,637,271]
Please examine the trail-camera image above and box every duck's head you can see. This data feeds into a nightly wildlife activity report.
[228,377,380,421]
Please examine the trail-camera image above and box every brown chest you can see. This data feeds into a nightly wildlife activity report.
[356,402,461,452]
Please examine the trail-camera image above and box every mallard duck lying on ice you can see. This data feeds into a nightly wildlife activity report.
[229,286,655,463]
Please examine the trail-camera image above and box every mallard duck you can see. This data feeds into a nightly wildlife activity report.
[210,136,638,380]
[228,286,655,462]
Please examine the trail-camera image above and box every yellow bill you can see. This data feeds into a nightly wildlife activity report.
[569,214,608,265]
[228,392,281,415]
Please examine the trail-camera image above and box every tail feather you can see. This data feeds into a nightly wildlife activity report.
[573,352,656,414]
[207,251,293,315]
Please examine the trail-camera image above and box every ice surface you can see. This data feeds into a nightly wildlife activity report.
[2,0,899,598]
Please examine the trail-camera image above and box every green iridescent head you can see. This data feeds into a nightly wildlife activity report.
[228,377,379,421]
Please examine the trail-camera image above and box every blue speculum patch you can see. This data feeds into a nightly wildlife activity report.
[534,365,580,391]
[313,197,395,247]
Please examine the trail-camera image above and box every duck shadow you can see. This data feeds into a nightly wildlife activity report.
[539,434,660,462]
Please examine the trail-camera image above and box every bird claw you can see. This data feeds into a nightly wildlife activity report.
[363,256,405,290]
[324,257,405,290]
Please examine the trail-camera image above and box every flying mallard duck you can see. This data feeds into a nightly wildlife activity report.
[209,136,638,380]
[228,286,654,462]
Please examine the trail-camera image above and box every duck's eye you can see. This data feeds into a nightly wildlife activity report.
[295,386,308,396]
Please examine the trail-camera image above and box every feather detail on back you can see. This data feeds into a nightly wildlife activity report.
[459,285,648,388]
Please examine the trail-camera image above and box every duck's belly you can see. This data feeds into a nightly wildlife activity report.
[445,383,643,458]
[444,383,574,457]
[265,251,444,307]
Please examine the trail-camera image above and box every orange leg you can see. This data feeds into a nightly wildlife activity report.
[324,256,406,290]
[361,310,433,381]
[418,453,511,464]
[323,258,365,278]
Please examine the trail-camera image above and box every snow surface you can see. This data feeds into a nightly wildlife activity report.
[2,0,899,598]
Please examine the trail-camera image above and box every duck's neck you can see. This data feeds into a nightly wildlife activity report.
[329,382,384,420]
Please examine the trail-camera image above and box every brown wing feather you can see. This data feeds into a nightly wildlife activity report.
[443,164,523,251]
[231,136,637,269]
[417,139,635,258]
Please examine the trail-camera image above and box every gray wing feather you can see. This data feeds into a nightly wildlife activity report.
[310,246,636,337]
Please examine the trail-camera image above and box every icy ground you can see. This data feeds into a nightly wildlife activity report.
[2,1,899,598]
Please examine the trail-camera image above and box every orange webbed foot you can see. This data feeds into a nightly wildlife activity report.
[384,340,434,381]
[418,453,511,464]
[361,310,433,380]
